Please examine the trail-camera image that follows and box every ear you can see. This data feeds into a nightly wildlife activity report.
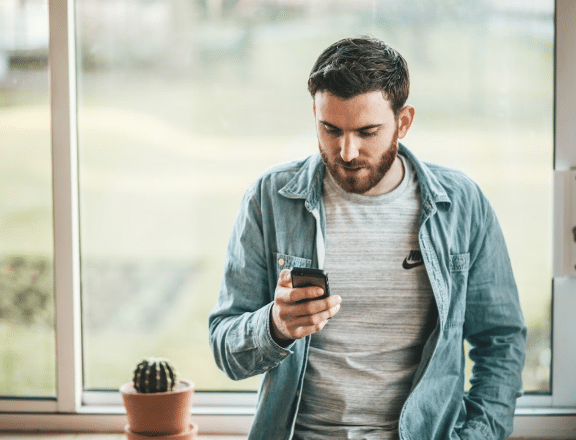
[397,105,415,139]
[312,100,316,118]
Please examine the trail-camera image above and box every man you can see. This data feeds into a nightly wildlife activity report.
[209,37,526,440]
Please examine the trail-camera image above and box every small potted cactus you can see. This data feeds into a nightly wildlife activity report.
[120,358,197,439]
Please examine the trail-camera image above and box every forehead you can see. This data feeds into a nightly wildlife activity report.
[314,90,394,127]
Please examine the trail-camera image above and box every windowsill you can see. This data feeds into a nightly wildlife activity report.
[515,407,576,416]
[0,435,569,440]
[0,435,247,440]
[1,409,575,438]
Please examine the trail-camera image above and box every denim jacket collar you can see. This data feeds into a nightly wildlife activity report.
[277,153,325,212]
[278,143,452,219]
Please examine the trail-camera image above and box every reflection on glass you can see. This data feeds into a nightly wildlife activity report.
[76,0,552,393]
[0,0,55,397]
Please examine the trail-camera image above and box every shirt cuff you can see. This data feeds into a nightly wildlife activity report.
[256,302,294,360]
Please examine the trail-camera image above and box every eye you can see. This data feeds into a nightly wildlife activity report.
[323,125,341,136]
[359,130,378,137]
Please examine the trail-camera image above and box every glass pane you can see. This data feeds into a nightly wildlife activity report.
[77,0,552,393]
[0,0,55,397]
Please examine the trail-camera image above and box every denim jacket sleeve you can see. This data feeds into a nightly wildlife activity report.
[208,183,293,381]
[459,197,527,440]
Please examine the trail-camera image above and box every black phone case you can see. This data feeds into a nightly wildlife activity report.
[291,267,330,299]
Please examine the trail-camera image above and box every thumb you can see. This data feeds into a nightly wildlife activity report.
[278,268,292,287]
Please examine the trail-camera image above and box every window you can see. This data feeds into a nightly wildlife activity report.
[1,0,575,436]
[0,0,55,399]
[76,0,553,395]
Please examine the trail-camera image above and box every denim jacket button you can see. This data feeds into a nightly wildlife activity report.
[278,258,285,266]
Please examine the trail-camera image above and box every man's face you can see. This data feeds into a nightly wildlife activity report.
[314,90,409,196]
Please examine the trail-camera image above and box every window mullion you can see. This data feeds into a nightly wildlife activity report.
[49,0,82,413]
[551,278,576,407]
[555,0,576,171]
[552,0,576,409]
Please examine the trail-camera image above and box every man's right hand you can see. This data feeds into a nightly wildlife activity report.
[270,268,341,345]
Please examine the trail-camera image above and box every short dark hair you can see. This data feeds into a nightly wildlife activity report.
[308,36,410,116]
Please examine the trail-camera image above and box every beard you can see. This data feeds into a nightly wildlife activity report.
[320,129,399,195]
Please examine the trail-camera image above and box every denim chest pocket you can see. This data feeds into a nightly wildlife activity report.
[273,253,312,279]
[449,253,470,272]
[446,253,470,327]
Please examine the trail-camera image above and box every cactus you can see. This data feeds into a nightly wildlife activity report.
[133,358,177,393]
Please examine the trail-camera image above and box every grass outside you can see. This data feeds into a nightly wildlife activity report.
[1,15,553,395]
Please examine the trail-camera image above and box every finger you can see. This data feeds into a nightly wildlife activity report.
[278,300,342,340]
[286,311,336,339]
[328,302,341,318]
[277,268,293,288]
[276,276,324,304]
[291,294,340,316]
[289,301,341,327]
[287,321,328,340]
[288,285,326,304]
[273,270,295,304]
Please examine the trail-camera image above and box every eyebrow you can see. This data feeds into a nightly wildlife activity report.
[319,120,383,131]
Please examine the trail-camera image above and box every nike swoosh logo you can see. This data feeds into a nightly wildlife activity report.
[402,258,424,269]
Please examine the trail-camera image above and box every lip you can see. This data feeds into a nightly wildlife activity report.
[342,165,364,171]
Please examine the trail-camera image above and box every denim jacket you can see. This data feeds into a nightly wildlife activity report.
[209,143,526,440]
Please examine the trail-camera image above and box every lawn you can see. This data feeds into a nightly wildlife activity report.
[0,11,553,395]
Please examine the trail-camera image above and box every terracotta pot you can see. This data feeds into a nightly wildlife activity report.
[120,379,195,436]
[124,422,199,440]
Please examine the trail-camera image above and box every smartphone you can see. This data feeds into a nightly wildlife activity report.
[291,267,330,301]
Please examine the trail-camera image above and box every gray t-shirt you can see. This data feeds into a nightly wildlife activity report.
[293,155,437,440]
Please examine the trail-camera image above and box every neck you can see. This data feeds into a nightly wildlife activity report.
[363,155,405,196]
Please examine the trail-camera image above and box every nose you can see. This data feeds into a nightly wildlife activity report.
[340,134,359,162]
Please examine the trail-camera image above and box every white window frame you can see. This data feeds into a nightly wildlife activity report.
[1,0,575,436]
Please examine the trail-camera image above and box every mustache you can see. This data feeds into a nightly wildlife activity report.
[333,158,368,168]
